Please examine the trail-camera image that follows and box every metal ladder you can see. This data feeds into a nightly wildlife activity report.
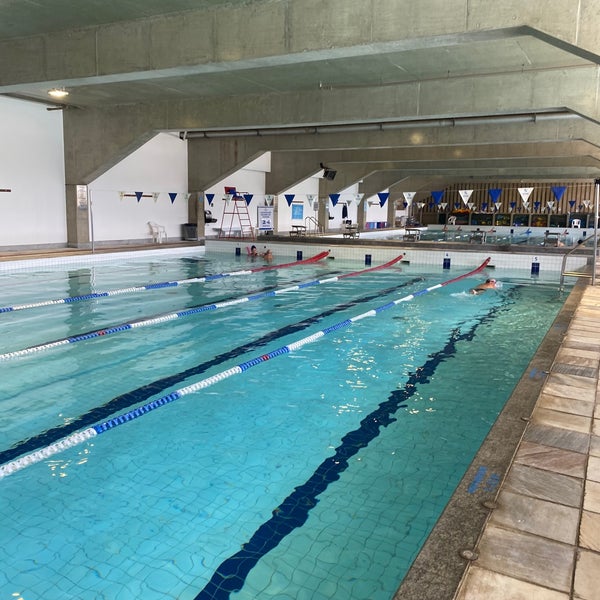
[559,233,598,291]
[219,196,255,239]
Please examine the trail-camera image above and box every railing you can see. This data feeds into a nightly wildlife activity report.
[304,216,323,235]
[559,234,598,291]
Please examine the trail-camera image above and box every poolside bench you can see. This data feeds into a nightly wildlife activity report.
[290,225,307,236]
[343,224,359,238]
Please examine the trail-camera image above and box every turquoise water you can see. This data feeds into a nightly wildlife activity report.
[0,251,567,600]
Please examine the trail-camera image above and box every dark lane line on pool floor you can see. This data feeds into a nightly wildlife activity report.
[0,278,423,466]
[192,288,519,600]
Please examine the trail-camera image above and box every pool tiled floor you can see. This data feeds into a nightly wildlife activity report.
[454,284,600,600]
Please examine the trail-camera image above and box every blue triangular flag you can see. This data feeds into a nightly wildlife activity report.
[551,186,566,202]
[488,188,502,203]
[431,190,444,205]
[377,192,389,207]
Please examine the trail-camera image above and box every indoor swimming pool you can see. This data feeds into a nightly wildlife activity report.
[0,249,570,600]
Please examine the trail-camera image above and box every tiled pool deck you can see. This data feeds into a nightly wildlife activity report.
[1,240,598,600]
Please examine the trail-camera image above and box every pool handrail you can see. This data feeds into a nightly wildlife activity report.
[559,234,598,291]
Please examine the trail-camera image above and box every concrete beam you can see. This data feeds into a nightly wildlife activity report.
[186,138,265,192]
[265,152,321,195]
[2,1,600,90]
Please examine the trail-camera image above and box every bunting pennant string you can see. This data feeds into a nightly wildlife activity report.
[378,192,389,207]
[135,191,143,203]
[431,190,444,205]
[206,193,215,206]
[284,194,295,207]
[551,186,566,202]
[243,194,253,206]
[518,187,534,203]
[168,193,177,204]
[329,194,340,207]
[403,192,415,207]
[488,188,502,203]
[458,189,473,206]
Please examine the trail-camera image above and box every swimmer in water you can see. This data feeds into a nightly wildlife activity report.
[470,278,497,295]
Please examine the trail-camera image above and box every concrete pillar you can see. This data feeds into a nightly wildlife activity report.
[66,184,91,248]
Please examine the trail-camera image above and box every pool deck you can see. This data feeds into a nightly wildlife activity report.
[1,240,599,599]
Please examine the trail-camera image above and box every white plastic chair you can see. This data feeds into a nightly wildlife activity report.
[148,221,166,243]
[571,218,581,228]
[447,216,457,225]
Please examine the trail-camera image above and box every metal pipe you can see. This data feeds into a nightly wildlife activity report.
[179,111,578,140]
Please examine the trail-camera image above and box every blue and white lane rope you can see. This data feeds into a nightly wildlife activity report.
[0,251,330,314]
[0,258,490,480]
[0,255,403,361]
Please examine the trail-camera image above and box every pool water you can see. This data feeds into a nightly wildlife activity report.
[0,251,568,600]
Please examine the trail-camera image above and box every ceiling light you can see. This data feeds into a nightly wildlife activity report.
[48,88,69,99]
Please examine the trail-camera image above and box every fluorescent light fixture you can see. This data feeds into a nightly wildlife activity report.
[48,88,69,98]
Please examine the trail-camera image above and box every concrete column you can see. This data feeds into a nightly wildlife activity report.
[65,184,91,248]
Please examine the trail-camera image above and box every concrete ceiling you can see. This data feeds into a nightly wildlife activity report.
[2,0,600,184]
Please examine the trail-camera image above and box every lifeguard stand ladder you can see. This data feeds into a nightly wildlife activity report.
[219,195,255,240]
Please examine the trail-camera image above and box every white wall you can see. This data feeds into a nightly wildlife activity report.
[89,132,188,243]
[0,96,67,247]
[204,153,270,235]
[0,97,392,247]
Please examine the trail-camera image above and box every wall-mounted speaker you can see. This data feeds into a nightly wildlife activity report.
[323,168,337,180]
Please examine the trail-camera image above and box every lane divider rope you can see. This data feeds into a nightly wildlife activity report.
[0,255,403,361]
[0,251,330,313]
[0,257,490,480]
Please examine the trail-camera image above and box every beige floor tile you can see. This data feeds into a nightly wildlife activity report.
[590,435,600,458]
[542,381,596,403]
[555,348,600,366]
[580,510,600,551]
[476,525,574,592]
[537,393,595,417]
[565,330,600,343]
[573,549,600,600]
[545,372,596,392]
[584,480,600,514]
[523,424,590,454]
[490,490,579,544]
[588,456,600,483]
[504,464,583,507]
[532,407,591,434]
[594,419,600,437]
[514,441,586,478]
[456,565,568,600]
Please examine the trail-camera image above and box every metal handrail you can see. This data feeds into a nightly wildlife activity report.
[304,216,322,235]
[559,233,598,291]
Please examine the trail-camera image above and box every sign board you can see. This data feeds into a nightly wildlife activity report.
[257,206,274,231]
